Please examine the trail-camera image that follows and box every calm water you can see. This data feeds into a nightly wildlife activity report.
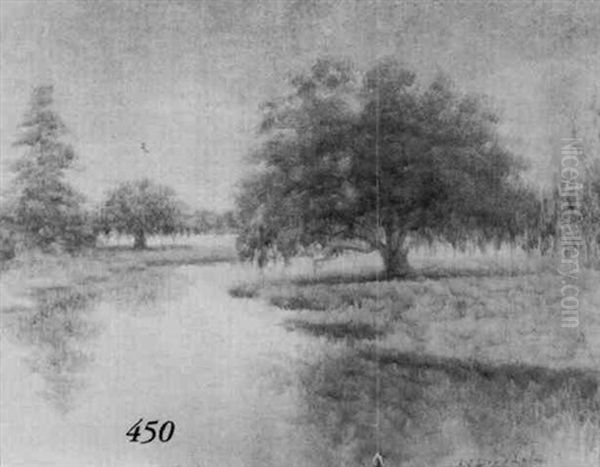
[1,263,314,467]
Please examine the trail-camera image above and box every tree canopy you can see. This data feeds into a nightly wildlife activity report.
[236,58,539,276]
[99,179,184,249]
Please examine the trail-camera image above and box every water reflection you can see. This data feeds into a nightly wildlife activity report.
[11,286,99,412]
[5,266,182,412]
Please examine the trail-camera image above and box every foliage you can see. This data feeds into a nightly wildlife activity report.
[182,209,239,235]
[579,157,600,265]
[99,179,184,249]
[236,58,538,276]
[532,152,600,266]
[6,85,95,252]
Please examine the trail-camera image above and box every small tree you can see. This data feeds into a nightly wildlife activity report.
[100,179,183,249]
[8,85,94,252]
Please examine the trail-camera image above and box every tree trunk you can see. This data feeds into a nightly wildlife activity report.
[133,230,146,249]
[382,246,412,278]
[381,227,413,278]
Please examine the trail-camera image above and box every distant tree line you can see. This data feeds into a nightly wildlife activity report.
[1,71,598,267]
[180,209,239,236]
[0,85,237,257]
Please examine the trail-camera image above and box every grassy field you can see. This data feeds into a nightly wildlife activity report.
[230,246,600,466]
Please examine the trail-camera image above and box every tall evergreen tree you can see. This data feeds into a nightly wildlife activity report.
[9,85,93,251]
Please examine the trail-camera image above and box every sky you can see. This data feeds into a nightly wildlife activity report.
[1,0,599,211]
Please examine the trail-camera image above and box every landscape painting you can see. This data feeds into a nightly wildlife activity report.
[0,1,599,466]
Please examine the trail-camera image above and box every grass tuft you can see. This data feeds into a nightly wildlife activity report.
[228,282,260,298]
[285,319,384,340]
[270,292,331,311]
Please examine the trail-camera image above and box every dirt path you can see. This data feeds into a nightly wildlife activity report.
[1,263,314,467]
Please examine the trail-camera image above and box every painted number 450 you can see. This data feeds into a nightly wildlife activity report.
[126,418,175,444]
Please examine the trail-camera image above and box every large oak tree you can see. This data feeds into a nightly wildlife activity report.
[236,58,538,277]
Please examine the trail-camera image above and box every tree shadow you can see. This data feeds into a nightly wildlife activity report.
[295,346,599,466]
[284,319,385,340]
[290,266,536,286]
[359,347,599,397]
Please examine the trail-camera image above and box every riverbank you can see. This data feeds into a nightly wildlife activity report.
[230,250,600,466]
[1,236,316,466]
[2,237,599,466]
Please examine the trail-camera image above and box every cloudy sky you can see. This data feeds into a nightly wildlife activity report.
[1,0,599,210]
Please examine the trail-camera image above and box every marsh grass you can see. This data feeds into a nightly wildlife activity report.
[284,318,384,340]
[297,346,600,466]
[270,290,332,311]
[243,248,599,465]
[228,282,260,298]
[262,269,600,369]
